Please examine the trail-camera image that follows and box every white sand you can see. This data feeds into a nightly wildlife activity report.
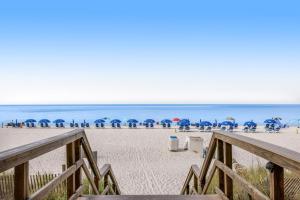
[0,127,299,194]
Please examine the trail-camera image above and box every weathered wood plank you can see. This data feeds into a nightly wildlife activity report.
[217,139,224,192]
[69,185,84,200]
[29,159,82,200]
[199,135,217,189]
[67,142,75,199]
[215,160,269,200]
[224,142,232,200]
[14,162,29,200]
[0,129,84,172]
[214,131,300,176]
[268,163,284,200]
[82,161,100,195]
[79,195,222,200]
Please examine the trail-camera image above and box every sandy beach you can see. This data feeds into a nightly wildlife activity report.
[0,126,299,194]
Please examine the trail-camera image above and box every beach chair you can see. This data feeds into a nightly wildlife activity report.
[133,123,137,128]
[129,123,132,128]
[112,123,116,128]
[221,126,226,131]
[95,123,99,128]
[81,123,85,128]
[243,126,249,133]
[145,123,149,128]
[275,126,280,133]
[70,123,74,128]
[56,123,59,128]
[228,126,233,132]
[60,123,64,128]
[199,126,205,132]
[162,123,166,128]
[185,125,190,131]
[179,126,184,131]
[41,123,44,128]
[100,123,104,128]
[117,123,121,128]
[86,123,90,128]
[31,122,35,127]
[167,123,171,128]
[45,123,49,128]
[249,126,256,133]
[75,123,79,128]
[205,126,212,132]
[150,123,154,128]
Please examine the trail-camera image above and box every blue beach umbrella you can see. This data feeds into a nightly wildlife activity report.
[144,119,155,124]
[53,119,65,123]
[110,119,121,124]
[221,121,234,126]
[127,119,138,123]
[200,121,212,126]
[264,119,276,124]
[25,119,36,123]
[94,119,105,123]
[161,119,172,124]
[178,119,190,126]
[39,119,50,123]
[244,121,257,126]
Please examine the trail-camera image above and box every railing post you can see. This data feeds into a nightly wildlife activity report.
[266,162,284,200]
[92,151,99,190]
[14,162,29,200]
[66,142,75,198]
[224,142,233,200]
[104,173,109,194]
[193,174,198,194]
[217,139,225,192]
[74,139,82,190]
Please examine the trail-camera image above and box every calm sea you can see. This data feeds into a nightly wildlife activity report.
[0,104,299,125]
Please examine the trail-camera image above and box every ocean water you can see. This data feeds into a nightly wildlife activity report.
[0,104,299,125]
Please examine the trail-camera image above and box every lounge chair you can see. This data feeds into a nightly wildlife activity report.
[185,125,190,131]
[199,126,205,132]
[81,123,85,128]
[145,123,149,128]
[150,123,154,128]
[75,123,79,128]
[86,123,90,128]
[275,126,280,133]
[179,126,184,131]
[41,123,44,128]
[167,123,171,128]
[56,123,59,128]
[205,126,212,132]
[243,126,249,132]
[45,123,49,127]
[133,123,137,128]
[249,126,256,133]
[112,123,116,128]
[221,126,226,131]
[95,123,99,128]
[70,123,74,128]
[162,123,166,128]
[228,126,233,132]
[129,123,132,128]
[117,123,121,128]
[60,123,64,128]
[100,123,104,128]
[31,123,35,127]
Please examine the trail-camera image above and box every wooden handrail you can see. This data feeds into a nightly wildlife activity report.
[181,130,300,200]
[0,129,121,199]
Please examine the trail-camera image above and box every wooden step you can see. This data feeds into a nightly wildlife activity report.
[79,195,222,200]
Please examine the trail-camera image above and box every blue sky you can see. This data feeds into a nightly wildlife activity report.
[0,0,299,104]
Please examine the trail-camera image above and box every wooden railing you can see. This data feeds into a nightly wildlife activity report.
[181,131,300,200]
[0,129,121,200]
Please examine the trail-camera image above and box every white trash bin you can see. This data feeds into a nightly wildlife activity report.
[188,136,203,154]
[169,136,179,151]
